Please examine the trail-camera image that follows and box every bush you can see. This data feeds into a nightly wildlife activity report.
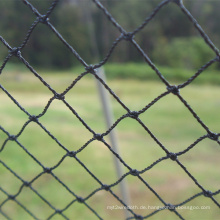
[152,37,217,69]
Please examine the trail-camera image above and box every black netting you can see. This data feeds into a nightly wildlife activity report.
[0,0,219,219]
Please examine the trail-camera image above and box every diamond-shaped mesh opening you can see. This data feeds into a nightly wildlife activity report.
[0,63,52,114]
[122,174,167,217]
[0,199,36,220]
[179,139,220,191]
[48,3,92,64]
[0,140,42,181]
[15,186,54,220]
[22,24,85,69]
[53,156,101,196]
[133,1,217,78]
[39,99,94,151]
[105,69,167,112]
[180,84,220,131]
[17,122,66,167]
[142,159,200,204]
[139,93,206,151]
[31,173,74,209]
[76,139,119,184]
[114,117,165,170]
[64,74,106,133]
[78,1,123,61]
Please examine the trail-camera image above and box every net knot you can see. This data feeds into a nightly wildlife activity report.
[166,203,175,211]
[168,152,177,161]
[8,195,15,200]
[55,93,65,100]
[38,15,49,24]
[9,47,21,57]
[29,115,38,122]
[203,190,212,197]
[123,32,134,41]
[44,167,52,173]
[167,85,179,95]
[208,132,218,141]
[77,197,84,203]
[102,184,110,191]
[130,169,139,176]
[134,215,143,220]
[94,133,103,141]
[85,65,95,74]
[9,135,16,141]
[23,181,30,187]
[129,111,139,119]
[67,151,76,157]
[55,209,62,214]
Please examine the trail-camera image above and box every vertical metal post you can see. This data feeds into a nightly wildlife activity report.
[80,1,131,218]
[95,68,131,218]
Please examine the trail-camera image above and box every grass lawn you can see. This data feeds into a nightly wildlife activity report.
[0,66,219,220]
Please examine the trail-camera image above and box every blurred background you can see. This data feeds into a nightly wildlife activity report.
[0,0,220,71]
[0,0,219,219]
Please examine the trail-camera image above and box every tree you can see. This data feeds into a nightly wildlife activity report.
[0,0,219,69]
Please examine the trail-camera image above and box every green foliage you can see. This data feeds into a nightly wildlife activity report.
[152,37,216,69]
[0,1,220,70]
[0,1,89,69]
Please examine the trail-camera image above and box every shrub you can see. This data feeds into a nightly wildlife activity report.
[152,37,217,69]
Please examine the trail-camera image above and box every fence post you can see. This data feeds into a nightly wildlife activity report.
[95,67,131,218]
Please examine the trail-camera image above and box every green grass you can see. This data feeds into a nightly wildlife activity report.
[72,62,220,86]
[0,66,220,220]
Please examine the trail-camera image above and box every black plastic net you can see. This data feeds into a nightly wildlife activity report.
[0,0,219,219]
